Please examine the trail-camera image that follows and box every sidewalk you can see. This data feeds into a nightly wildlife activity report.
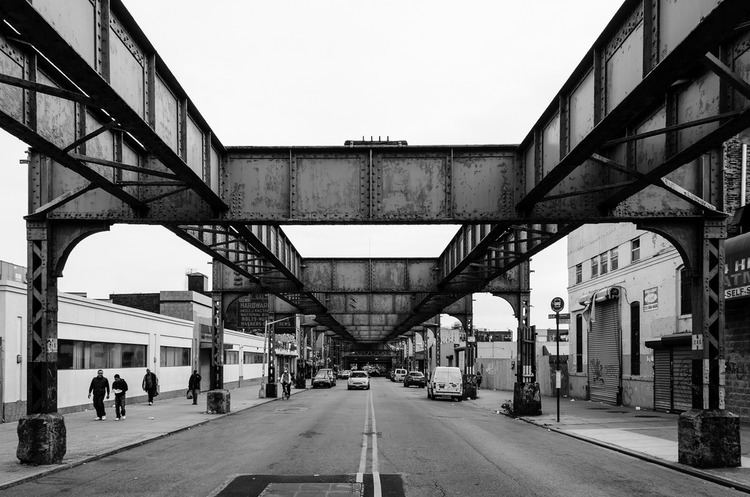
[466,388,750,493]
[0,382,309,490]
[2,384,750,493]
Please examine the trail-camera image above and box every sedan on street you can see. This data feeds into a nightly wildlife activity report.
[347,370,370,390]
[403,371,426,388]
[312,369,335,388]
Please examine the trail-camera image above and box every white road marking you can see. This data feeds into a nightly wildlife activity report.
[369,389,382,497]
[356,390,370,482]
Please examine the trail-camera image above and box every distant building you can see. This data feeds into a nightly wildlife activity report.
[475,330,512,342]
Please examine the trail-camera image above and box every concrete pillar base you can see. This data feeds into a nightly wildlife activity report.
[207,389,231,414]
[513,382,542,416]
[678,409,741,468]
[17,413,67,465]
[266,383,277,398]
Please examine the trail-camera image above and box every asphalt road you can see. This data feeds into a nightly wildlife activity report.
[2,378,746,497]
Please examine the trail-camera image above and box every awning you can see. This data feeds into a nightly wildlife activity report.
[645,333,691,350]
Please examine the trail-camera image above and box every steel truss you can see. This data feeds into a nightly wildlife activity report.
[2,0,750,465]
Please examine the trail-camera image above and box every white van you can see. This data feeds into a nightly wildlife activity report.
[393,368,407,382]
[427,366,463,401]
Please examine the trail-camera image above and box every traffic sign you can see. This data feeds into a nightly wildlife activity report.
[548,313,570,322]
[550,297,565,313]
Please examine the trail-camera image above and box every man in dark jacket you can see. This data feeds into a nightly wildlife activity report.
[142,369,159,405]
[88,370,110,420]
[112,374,129,420]
[188,370,201,405]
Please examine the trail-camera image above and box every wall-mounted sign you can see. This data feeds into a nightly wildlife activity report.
[725,232,750,299]
[643,287,659,311]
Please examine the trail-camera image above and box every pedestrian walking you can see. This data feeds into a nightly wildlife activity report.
[88,369,110,420]
[142,368,159,405]
[188,369,201,405]
[475,371,482,389]
[112,373,128,420]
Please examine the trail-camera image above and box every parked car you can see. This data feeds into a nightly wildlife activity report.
[312,369,336,388]
[427,366,463,401]
[347,370,371,390]
[393,368,407,382]
[403,371,426,388]
[338,370,351,379]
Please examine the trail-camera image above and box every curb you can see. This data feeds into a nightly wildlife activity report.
[0,387,310,491]
[497,409,750,495]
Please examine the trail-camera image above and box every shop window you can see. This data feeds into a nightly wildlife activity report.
[58,340,147,370]
[631,302,640,375]
[224,350,239,365]
[243,351,265,364]
[160,346,191,367]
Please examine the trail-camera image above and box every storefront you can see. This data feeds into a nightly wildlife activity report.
[645,334,692,413]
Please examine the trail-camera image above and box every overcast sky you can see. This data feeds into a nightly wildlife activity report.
[0,0,624,331]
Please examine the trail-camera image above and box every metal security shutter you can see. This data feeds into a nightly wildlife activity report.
[671,346,693,412]
[653,349,671,412]
[588,300,621,404]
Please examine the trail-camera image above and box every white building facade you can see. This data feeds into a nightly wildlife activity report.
[0,262,275,422]
[567,223,688,409]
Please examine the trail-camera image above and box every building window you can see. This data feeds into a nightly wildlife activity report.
[575,264,582,284]
[610,248,618,271]
[243,351,265,364]
[630,302,640,375]
[58,340,147,370]
[224,350,239,365]
[600,252,609,274]
[575,314,583,373]
[631,237,640,263]
[160,346,191,367]
[591,256,599,278]
[680,267,692,315]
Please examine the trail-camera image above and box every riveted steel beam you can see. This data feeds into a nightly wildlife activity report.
[301,259,438,293]
[0,0,227,213]
[517,0,750,216]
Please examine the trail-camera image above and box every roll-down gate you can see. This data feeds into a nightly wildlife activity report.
[588,299,621,405]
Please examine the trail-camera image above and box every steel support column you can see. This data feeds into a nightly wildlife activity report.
[680,220,739,467]
[207,261,230,414]
[640,219,740,467]
[18,220,109,464]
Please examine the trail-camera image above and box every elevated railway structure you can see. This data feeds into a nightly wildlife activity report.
[1,0,749,468]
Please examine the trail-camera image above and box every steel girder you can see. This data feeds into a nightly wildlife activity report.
[516,0,750,220]
[384,223,571,340]
[1,0,748,228]
[1,0,750,348]
[172,225,354,341]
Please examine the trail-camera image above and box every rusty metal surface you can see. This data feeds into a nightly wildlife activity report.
[1,0,749,348]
